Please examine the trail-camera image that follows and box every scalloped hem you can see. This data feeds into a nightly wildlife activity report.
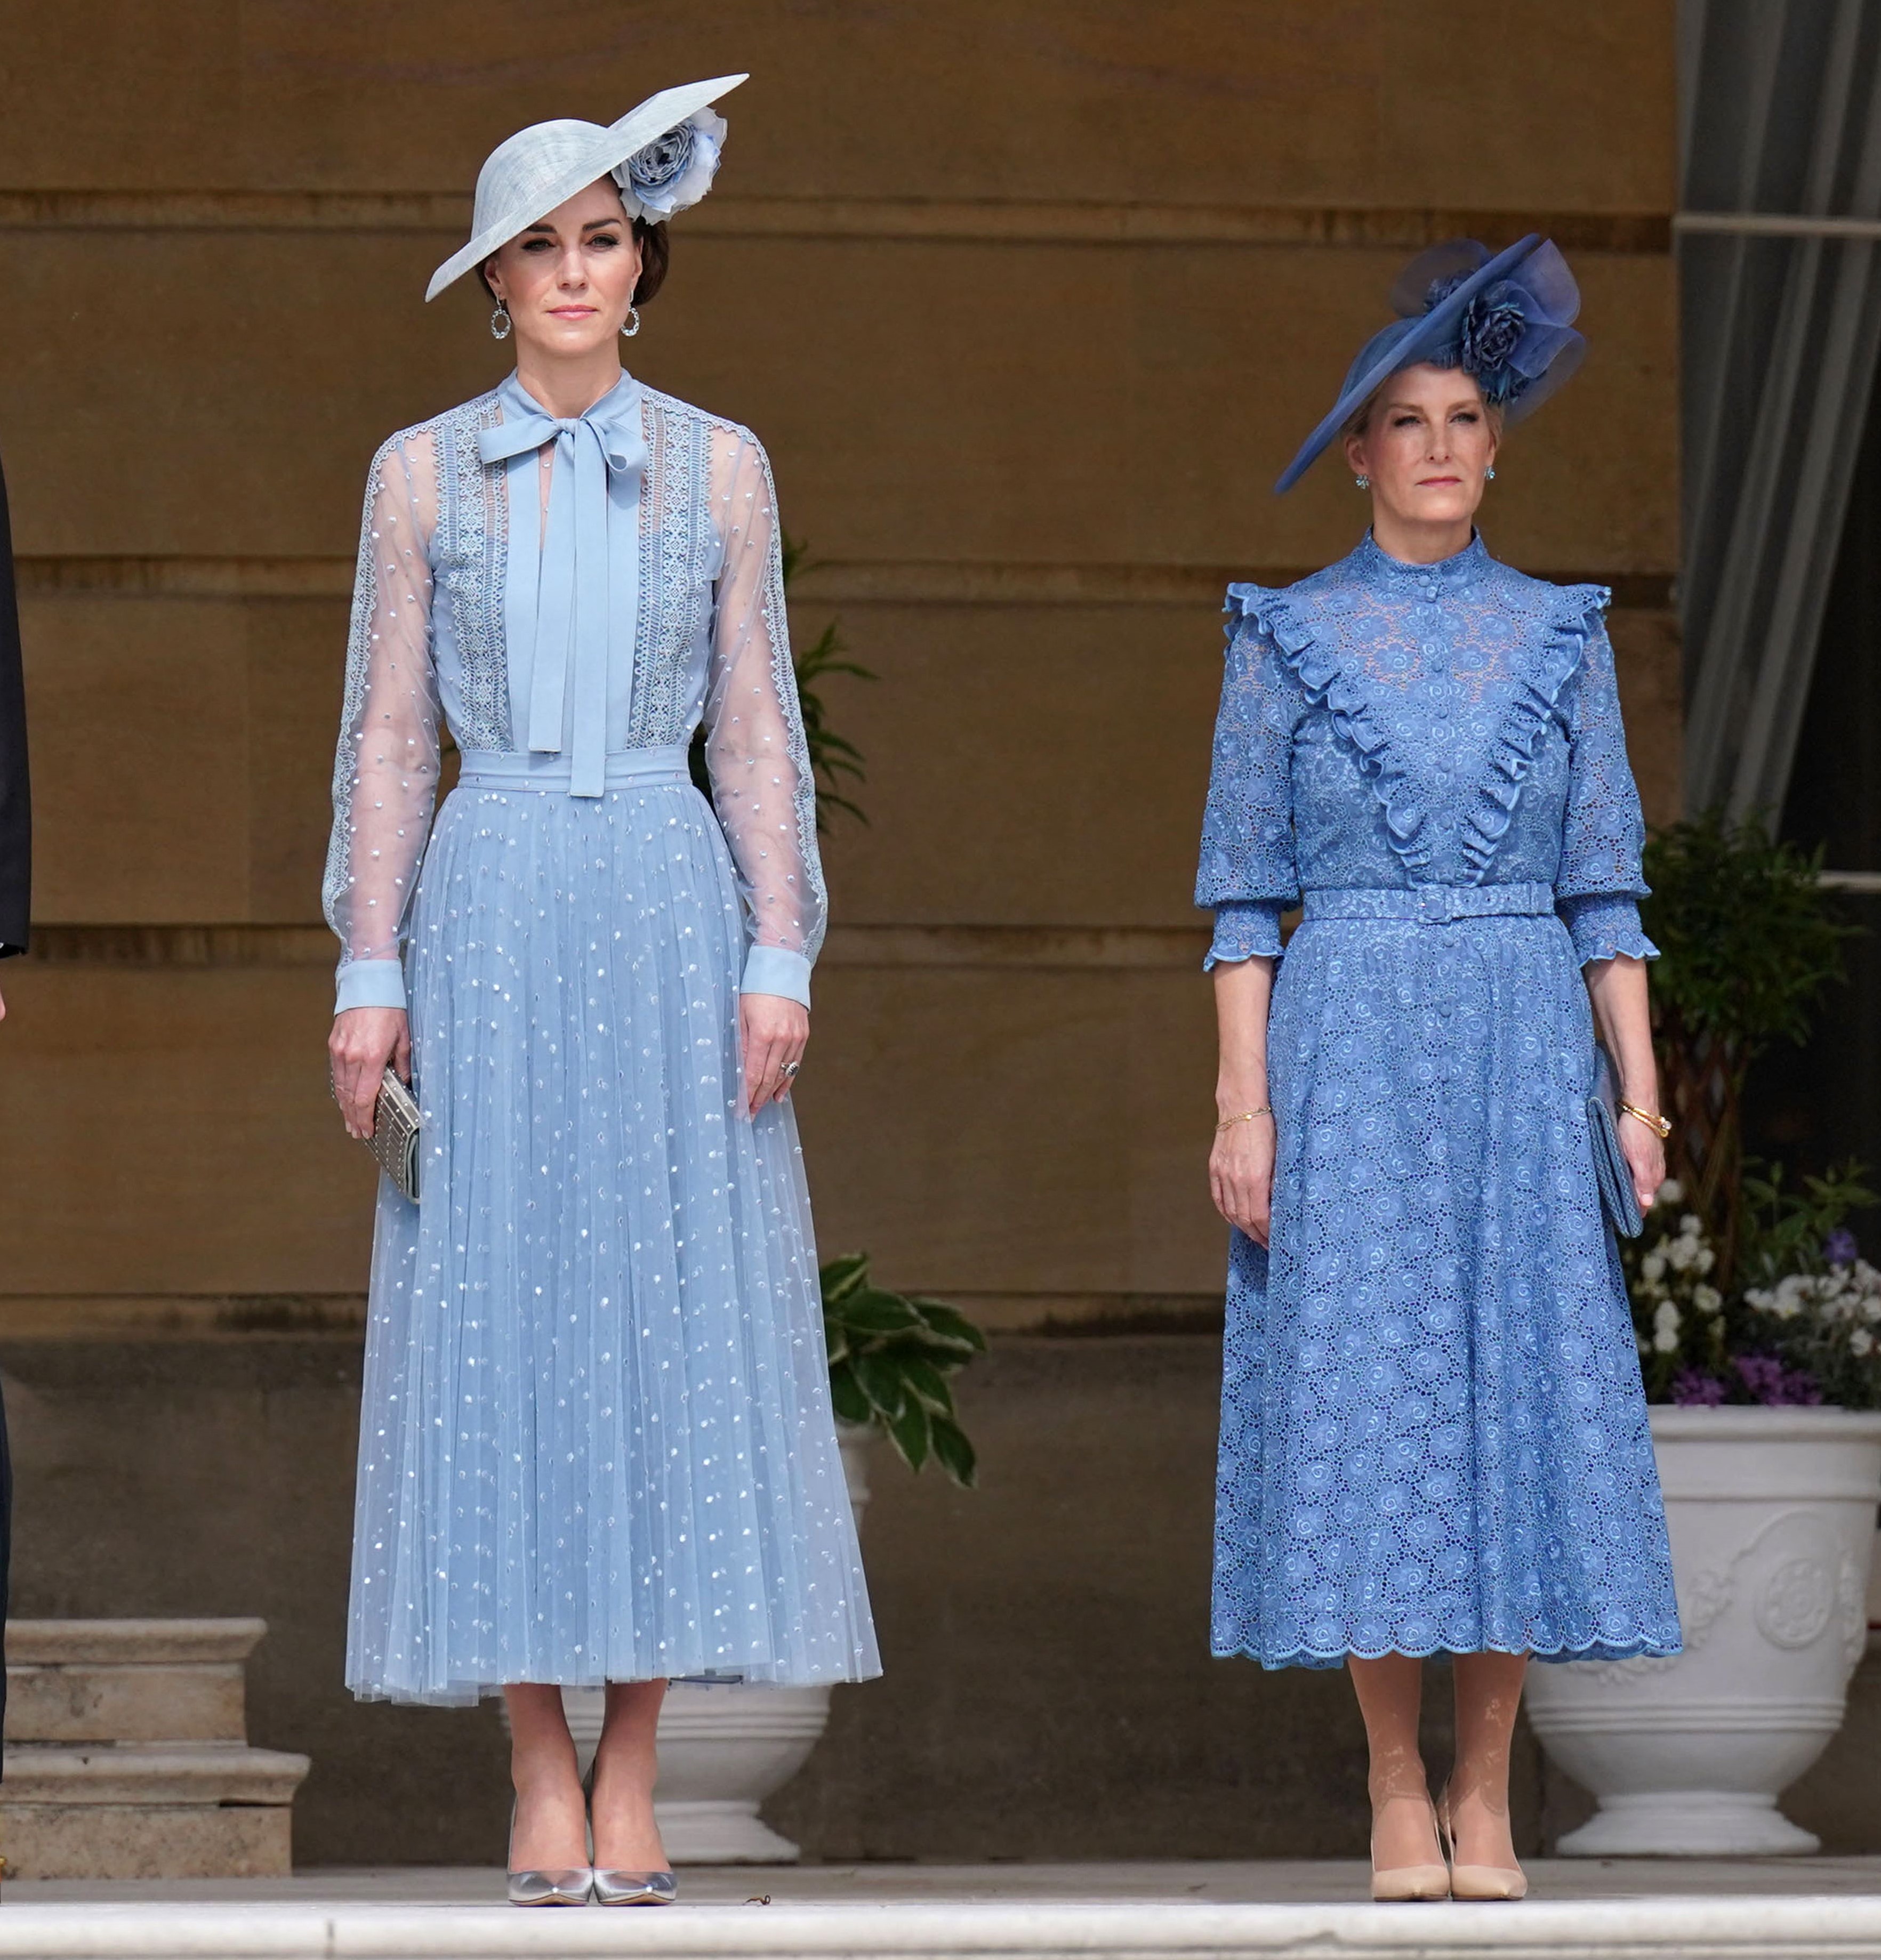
[1210,1631,1683,1672]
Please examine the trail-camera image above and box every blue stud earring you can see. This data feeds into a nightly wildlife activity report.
[1485,465,1497,480]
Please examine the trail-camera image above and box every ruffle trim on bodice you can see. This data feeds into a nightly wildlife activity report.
[1226,582,1435,878]
[1460,583,1611,878]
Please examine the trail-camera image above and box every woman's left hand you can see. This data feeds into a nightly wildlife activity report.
[1620,1111,1667,1214]
[740,993,808,1116]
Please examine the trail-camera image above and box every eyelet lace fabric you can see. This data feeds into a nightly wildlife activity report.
[324,375,875,1703]
[1197,534,1680,1668]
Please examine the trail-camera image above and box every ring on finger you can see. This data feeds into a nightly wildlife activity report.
[781,1060,800,1078]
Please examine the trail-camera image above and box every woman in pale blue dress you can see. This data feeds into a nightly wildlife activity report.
[1199,238,1680,1901]
[323,78,877,1903]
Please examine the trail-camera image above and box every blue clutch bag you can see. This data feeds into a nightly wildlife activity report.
[1588,1044,1644,1239]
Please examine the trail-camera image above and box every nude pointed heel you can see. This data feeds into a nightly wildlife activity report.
[1369,1792,1451,1902]
[1436,1781,1528,1901]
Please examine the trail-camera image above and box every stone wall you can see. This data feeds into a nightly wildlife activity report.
[0,0,1694,1865]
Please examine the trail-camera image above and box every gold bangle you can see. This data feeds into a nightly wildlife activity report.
[1216,1108,1273,1132]
[1619,1100,1672,1141]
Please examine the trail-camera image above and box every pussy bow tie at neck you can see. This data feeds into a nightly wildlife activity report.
[479,380,650,796]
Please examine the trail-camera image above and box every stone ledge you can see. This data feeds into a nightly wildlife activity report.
[6,1661,246,1744]
[1,1745,311,1807]
[6,1620,268,1667]
[0,1807,291,1884]
[0,1896,1876,1957]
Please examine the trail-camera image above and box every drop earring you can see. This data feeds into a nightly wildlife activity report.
[1354,474,1370,490]
[489,299,512,341]
[621,304,642,339]
[1485,465,1497,480]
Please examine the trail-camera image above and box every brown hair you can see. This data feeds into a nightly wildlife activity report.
[478,216,671,306]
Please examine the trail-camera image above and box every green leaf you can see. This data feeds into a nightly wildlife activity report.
[819,1253,871,1304]
[852,1351,907,1420]
[930,1416,977,1488]
[887,1397,931,1472]
[898,1355,956,1417]
[835,1289,923,1335]
[912,1300,988,1353]
[827,1360,870,1426]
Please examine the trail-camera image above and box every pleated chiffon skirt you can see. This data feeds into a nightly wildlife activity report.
[1211,912,1682,1670]
[345,753,880,1705]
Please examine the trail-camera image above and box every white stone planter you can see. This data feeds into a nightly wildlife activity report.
[1525,1405,1881,1856]
[535,1422,874,1864]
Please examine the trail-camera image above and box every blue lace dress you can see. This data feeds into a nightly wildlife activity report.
[324,370,879,1703]
[1197,533,1682,1668]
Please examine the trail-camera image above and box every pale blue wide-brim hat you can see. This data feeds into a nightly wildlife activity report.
[426,74,746,301]
[1274,232,1587,494]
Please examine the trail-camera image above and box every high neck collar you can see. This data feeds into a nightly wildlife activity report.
[1354,529,1489,588]
[500,367,638,427]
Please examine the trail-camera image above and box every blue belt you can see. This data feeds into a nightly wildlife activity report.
[1301,882,1557,923]
[456,745,692,793]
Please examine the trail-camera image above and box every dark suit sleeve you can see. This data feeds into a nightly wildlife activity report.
[0,451,27,955]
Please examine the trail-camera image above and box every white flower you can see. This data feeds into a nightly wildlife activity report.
[1642,1251,1667,1283]
[1654,1301,1681,1336]
[1695,1247,1715,1274]
[1681,1214,1703,1236]
[1659,1179,1685,1204]
[1667,1237,1699,1273]
[1852,1328,1875,1357]
[1693,1284,1722,1314]
[1653,1326,1679,1353]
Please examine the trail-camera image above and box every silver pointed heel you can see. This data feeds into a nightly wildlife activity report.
[508,1868,596,1906]
[592,1869,678,1907]
[507,1801,593,1906]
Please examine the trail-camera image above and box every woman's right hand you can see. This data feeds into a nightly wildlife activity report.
[1210,1112,1276,1247]
[330,1007,411,1140]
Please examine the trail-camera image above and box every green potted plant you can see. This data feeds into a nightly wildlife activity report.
[1525,812,1881,1859]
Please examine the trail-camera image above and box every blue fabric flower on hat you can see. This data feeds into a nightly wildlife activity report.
[614,109,727,221]
[1411,243,1585,408]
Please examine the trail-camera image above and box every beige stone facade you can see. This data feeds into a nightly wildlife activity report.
[0,1,1702,1864]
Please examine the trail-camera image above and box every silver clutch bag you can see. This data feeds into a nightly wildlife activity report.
[365,1069,421,1205]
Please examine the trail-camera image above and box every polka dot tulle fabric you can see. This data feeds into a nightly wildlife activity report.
[326,374,877,1703]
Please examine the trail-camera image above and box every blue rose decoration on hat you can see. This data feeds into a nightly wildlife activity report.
[1273,233,1587,494]
[615,108,727,221]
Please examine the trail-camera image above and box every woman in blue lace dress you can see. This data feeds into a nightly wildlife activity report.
[323,79,877,1903]
[1198,238,1680,1902]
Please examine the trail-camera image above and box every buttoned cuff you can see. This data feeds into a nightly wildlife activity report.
[335,958,408,1014]
[1203,900,1285,970]
[741,943,812,1009]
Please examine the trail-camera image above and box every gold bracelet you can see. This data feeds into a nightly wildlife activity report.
[1216,1108,1274,1132]
[1619,1100,1673,1141]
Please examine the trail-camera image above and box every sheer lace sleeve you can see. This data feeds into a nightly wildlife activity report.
[1196,595,1305,969]
[322,429,442,1013]
[1555,618,1657,966]
[702,426,825,1009]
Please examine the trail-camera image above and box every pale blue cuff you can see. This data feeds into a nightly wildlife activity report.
[335,958,407,1014]
[741,943,812,1009]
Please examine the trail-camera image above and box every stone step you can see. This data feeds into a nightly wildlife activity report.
[1,1619,308,1881]
[0,1896,1877,1957]
[6,1619,263,1744]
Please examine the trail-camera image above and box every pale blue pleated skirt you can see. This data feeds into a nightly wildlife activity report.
[345,747,880,1705]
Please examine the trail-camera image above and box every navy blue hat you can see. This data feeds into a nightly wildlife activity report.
[1274,233,1587,494]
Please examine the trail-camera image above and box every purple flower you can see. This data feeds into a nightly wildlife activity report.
[1671,1369,1726,1407]
[1733,1353,1822,1407]
[1825,1228,1860,1266]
